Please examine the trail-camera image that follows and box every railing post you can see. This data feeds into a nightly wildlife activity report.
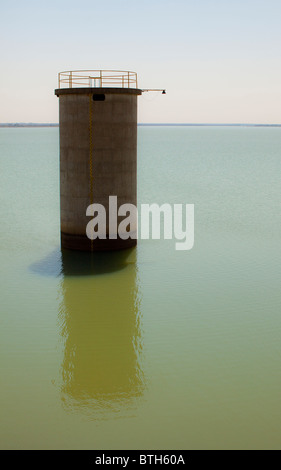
[100,70,102,87]
[69,71,72,88]
[128,71,130,88]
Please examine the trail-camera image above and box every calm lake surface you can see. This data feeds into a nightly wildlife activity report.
[0,126,281,449]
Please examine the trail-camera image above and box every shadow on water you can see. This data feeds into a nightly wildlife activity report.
[30,246,145,417]
[29,246,135,277]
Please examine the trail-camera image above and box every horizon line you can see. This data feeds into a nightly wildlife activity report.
[1,123,281,127]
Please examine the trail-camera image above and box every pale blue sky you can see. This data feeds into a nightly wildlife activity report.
[1,0,281,123]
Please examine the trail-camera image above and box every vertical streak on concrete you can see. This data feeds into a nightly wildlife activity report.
[88,94,94,252]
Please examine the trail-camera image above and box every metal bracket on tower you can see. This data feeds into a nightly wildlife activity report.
[141,89,166,94]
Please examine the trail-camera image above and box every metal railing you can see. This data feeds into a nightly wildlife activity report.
[58,70,138,89]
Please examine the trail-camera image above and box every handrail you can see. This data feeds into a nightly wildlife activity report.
[58,70,138,89]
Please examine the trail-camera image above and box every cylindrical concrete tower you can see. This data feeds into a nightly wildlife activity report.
[55,70,142,251]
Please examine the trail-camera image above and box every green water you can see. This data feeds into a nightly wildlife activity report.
[0,126,281,449]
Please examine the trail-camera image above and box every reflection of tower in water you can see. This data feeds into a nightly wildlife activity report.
[58,248,145,417]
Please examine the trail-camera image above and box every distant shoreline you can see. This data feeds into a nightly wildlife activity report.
[0,123,281,128]
[0,123,59,128]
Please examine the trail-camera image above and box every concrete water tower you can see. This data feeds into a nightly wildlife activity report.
[55,70,142,251]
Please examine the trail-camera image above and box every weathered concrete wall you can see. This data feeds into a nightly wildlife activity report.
[55,87,142,251]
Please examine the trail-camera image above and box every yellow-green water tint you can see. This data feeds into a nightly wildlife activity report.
[0,127,281,449]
